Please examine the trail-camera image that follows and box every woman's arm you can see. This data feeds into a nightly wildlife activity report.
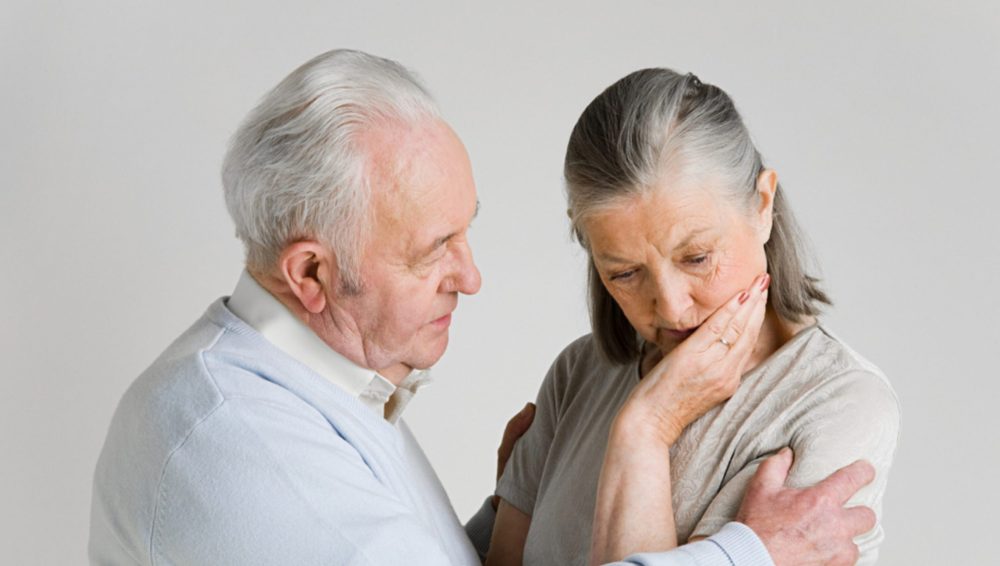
[484,500,531,566]
[590,415,679,563]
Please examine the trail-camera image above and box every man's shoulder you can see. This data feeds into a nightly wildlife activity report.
[90,302,365,564]
[103,300,343,465]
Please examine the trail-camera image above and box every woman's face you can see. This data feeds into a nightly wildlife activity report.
[584,172,776,354]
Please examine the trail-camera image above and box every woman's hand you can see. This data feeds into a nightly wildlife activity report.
[589,273,770,564]
[619,272,771,448]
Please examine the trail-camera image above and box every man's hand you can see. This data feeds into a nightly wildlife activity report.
[737,448,877,566]
[493,403,535,510]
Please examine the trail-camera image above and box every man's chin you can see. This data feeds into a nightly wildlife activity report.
[407,333,450,371]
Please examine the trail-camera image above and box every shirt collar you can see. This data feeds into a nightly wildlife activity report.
[226,270,431,422]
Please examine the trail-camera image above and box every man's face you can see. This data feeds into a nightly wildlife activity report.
[334,119,481,379]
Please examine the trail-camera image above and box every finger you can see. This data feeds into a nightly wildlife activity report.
[719,275,769,358]
[814,459,876,504]
[842,505,877,537]
[687,278,761,353]
[747,447,794,494]
[730,288,769,373]
[513,403,535,433]
[497,403,535,480]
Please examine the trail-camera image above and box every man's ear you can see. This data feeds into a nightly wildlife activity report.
[755,169,778,244]
[277,241,337,314]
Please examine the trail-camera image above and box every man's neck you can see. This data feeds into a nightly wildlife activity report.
[249,269,412,386]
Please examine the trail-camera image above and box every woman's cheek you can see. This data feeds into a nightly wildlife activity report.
[703,253,745,305]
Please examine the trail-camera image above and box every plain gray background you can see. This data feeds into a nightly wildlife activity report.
[3,1,998,563]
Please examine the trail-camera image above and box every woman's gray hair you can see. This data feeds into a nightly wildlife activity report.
[222,49,440,293]
[565,68,830,364]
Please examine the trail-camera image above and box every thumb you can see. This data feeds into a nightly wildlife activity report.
[518,402,536,422]
[751,447,793,493]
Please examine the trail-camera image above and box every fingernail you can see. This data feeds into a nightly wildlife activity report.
[760,274,771,292]
[738,291,749,304]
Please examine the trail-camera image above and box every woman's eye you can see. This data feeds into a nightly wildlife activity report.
[610,269,637,281]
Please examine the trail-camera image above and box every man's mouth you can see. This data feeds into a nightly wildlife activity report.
[430,313,452,327]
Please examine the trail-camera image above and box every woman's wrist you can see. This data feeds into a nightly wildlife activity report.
[610,403,682,452]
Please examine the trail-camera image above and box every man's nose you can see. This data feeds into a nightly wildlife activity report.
[444,242,481,295]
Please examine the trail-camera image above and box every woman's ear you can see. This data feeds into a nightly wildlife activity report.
[277,241,337,314]
[755,169,778,243]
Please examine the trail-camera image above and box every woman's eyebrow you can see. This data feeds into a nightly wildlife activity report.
[597,228,712,264]
[673,228,711,251]
[594,252,633,265]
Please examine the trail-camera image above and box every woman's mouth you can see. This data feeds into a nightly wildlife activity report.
[661,326,697,342]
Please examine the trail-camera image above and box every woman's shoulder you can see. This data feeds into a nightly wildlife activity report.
[555,332,602,360]
[551,332,618,370]
[784,324,900,417]
[542,333,630,395]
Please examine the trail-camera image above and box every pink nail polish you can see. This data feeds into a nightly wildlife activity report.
[760,274,771,291]
[738,291,749,304]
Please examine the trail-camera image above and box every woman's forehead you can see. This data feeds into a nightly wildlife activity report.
[584,187,742,259]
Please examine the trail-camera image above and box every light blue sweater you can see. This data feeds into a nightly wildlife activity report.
[89,298,484,564]
[89,297,771,565]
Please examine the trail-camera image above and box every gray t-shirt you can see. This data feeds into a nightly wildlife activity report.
[497,324,899,566]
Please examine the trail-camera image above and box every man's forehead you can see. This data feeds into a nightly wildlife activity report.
[361,120,476,252]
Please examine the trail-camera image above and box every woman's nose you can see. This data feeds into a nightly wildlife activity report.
[651,273,692,326]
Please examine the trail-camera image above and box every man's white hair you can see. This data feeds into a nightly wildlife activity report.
[222,49,440,292]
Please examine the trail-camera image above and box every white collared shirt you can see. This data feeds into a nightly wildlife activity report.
[226,270,431,423]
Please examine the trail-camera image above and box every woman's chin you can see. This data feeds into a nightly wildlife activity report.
[656,327,697,348]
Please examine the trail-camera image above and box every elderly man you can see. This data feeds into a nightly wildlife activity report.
[89,50,875,565]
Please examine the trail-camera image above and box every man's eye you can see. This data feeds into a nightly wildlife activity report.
[685,254,709,266]
[610,269,637,281]
[427,246,447,262]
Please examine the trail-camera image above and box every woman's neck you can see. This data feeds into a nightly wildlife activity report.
[748,306,814,371]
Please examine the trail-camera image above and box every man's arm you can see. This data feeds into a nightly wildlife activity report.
[468,403,536,562]
[592,440,875,566]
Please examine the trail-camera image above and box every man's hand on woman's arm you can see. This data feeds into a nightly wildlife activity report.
[736,448,877,566]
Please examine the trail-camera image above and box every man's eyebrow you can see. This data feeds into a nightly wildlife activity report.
[431,233,455,250]
[425,200,480,254]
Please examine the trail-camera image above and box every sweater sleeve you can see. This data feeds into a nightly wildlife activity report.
[611,523,774,566]
[464,497,496,562]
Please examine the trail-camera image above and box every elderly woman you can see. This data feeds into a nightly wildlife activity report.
[487,69,899,565]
